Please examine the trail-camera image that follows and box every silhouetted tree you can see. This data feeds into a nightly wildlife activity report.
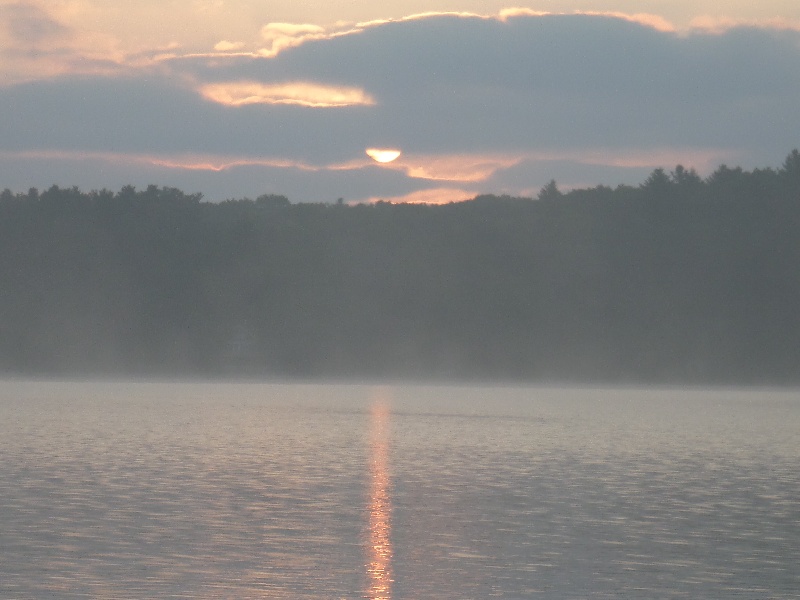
[671,165,702,188]
[780,149,800,191]
[642,167,672,191]
[538,179,562,201]
[706,164,743,187]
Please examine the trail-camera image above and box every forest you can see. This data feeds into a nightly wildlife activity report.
[1,151,799,385]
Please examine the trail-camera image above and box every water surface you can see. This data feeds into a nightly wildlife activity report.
[1,381,797,598]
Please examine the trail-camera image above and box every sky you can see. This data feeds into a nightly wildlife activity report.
[2,1,800,203]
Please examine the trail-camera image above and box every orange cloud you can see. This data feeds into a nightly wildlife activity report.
[499,8,800,35]
[241,9,681,66]
[369,146,735,188]
[581,11,676,33]
[689,15,800,34]
[355,11,486,30]
[256,14,488,59]
[0,1,129,84]
[198,81,375,107]
[393,153,522,182]
[3,145,735,180]
[497,8,550,20]
[498,8,676,32]
[261,22,326,38]
[258,22,328,56]
[365,187,473,205]
[213,40,245,52]
[0,149,324,172]
[147,155,309,172]
[351,147,732,185]
[252,12,488,61]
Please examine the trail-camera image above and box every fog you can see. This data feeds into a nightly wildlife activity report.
[2,152,799,386]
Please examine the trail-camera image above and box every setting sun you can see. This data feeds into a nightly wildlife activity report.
[366,148,402,163]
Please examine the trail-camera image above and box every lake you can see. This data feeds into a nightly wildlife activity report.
[1,380,798,599]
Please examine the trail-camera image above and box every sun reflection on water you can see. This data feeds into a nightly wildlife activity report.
[366,392,393,600]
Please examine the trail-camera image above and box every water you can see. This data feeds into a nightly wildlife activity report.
[1,380,798,599]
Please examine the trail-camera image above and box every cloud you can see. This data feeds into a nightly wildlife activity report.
[258,22,329,56]
[198,80,375,107]
[214,40,245,52]
[225,11,800,157]
[689,15,800,34]
[0,2,69,43]
[0,1,133,84]
[2,11,800,202]
[0,1,72,81]
[396,153,523,182]
[498,8,676,32]
[0,148,430,202]
[261,22,326,38]
[364,187,474,205]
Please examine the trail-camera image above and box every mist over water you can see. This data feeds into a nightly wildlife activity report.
[1,380,798,598]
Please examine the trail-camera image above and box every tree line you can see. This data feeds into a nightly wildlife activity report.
[1,151,799,384]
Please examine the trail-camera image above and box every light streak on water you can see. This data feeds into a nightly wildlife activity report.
[366,392,393,600]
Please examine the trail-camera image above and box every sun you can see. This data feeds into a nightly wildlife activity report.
[366,148,402,163]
